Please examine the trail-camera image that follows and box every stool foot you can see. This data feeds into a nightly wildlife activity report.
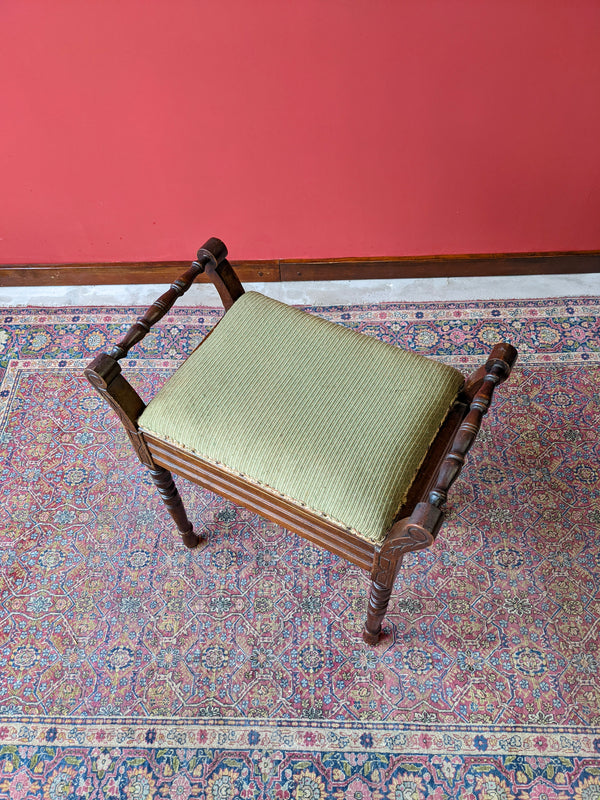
[362,625,382,645]
[181,529,201,549]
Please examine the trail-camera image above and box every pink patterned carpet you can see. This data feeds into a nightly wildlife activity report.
[0,297,599,797]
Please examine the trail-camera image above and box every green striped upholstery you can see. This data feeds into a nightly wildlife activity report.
[138,292,464,542]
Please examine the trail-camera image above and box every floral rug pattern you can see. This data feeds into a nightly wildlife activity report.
[0,298,599,797]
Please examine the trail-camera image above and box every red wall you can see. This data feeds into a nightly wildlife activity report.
[1,0,599,264]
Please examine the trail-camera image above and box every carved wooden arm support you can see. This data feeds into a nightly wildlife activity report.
[371,342,517,588]
[203,254,245,312]
[108,237,236,361]
[371,503,440,586]
[428,342,517,509]
[84,237,243,461]
[84,353,155,466]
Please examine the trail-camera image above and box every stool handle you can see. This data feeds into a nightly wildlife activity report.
[428,342,517,508]
[108,237,230,361]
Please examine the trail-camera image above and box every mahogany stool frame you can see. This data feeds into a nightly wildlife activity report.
[85,237,517,645]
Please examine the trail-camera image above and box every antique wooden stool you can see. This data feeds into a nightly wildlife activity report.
[85,237,517,644]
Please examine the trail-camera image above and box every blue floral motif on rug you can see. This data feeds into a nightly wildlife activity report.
[0,297,599,797]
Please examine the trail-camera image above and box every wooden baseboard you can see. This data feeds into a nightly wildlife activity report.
[1,251,598,287]
[0,261,279,288]
[281,251,600,282]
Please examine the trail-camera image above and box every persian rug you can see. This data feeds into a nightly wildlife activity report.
[0,297,599,798]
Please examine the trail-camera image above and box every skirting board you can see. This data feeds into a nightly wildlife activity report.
[1,251,599,287]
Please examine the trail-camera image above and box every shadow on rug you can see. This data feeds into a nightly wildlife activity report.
[0,297,599,797]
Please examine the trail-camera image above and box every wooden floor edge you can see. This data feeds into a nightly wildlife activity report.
[1,251,599,287]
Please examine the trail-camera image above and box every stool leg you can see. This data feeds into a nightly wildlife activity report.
[147,466,200,549]
[363,580,394,645]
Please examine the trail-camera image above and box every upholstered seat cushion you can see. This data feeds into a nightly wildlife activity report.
[138,292,464,542]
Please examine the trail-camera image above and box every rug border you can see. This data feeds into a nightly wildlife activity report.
[1,716,600,757]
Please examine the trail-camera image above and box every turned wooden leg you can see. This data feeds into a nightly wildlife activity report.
[147,466,201,549]
[363,581,394,645]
